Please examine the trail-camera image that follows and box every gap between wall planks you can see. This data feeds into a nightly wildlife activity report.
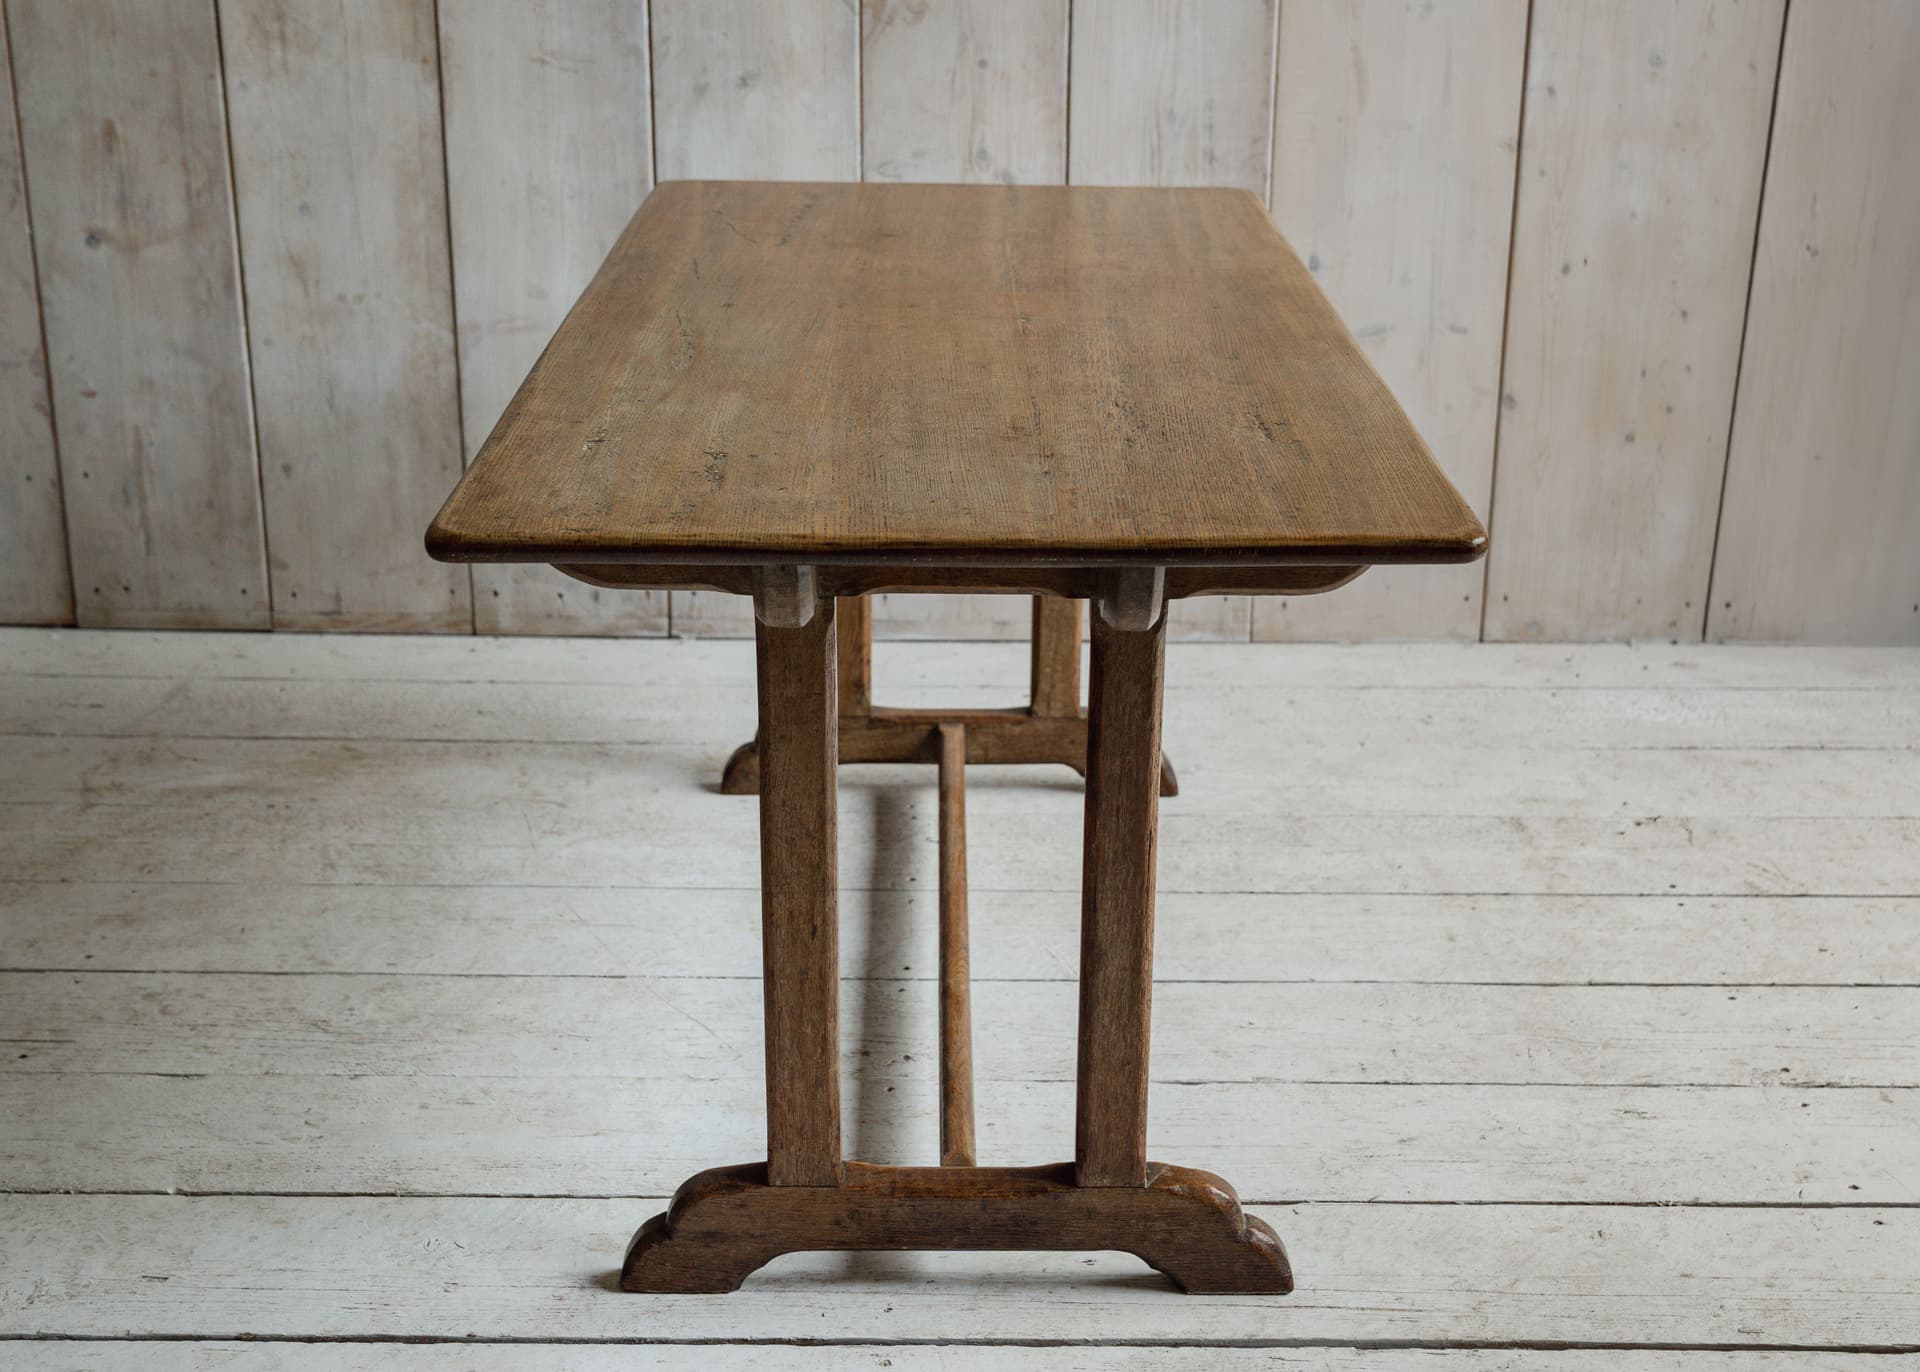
[438,0,667,636]
[2,0,1913,642]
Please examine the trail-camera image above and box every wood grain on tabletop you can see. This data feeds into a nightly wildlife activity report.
[427,181,1486,568]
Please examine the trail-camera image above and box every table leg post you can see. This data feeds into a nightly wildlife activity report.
[1029,595,1082,718]
[838,595,873,719]
[755,599,844,1188]
[936,722,976,1167]
[1074,591,1166,1188]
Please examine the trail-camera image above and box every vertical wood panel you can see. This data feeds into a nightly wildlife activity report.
[1067,0,1278,195]
[862,0,1067,185]
[1257,0,1525,642]
[651,0,858,181]
[1708,1,1920,644]
[1482,0,1783,642]
[862,0,1069,641]
[1068,0,1278,641]
[0,1,71,624]
[10,0,268,629]
[653,0,859,637]
[221,0,469,632]
[439,0,665,637]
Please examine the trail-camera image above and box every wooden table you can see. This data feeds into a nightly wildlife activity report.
[427,181,1486,1294]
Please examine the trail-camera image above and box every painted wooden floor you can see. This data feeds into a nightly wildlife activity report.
[0,629,1916,1369]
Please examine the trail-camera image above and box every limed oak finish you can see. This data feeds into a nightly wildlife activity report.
[428,181,1485,1296]
[426,181,1484,571]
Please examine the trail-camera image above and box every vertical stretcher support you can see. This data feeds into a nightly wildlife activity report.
[936,721,976,1167]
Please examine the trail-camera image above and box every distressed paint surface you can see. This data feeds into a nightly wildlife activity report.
[9,0,268,628]
[222,0,470,631]
[1483,0,1784,641]
[0,2,70,624]
[438,0,666,635]
[1709,0,1920,643]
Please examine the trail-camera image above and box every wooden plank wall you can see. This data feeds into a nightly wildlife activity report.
[222,0,470,633]
[1,0,1912,645]
[1482,0,1783,641]
[438,0,666,636]
[1261,0,1525,642]
[0,2,68,624]
[10,0,269,629]
[1707,0,1920,644]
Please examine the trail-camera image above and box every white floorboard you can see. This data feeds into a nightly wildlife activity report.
[3,1073,1912,1204]
[5,883,1911,984]
[0,631,1915,1361]
[2,1195,1916,1345]
[20,1351,1920,1371]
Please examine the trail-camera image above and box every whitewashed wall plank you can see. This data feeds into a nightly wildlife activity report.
[8,0,268,628]
[651,0,859,182]
[220,0,468,632]
[860,0,1069,642]
[651,0,859,637]
[1258,0,1524,642]
[0,3,70,624]
[1067,0,1277,196]
[1483,0,1784,641]
[1708,1,1920,644]
[438,0,666,637]
[862,0,1067,185]
[1068,0,1279,641]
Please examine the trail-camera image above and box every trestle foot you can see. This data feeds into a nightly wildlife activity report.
[620,1161,1292,1294]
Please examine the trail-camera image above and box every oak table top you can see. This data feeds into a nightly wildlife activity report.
[426,180,1485,571]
